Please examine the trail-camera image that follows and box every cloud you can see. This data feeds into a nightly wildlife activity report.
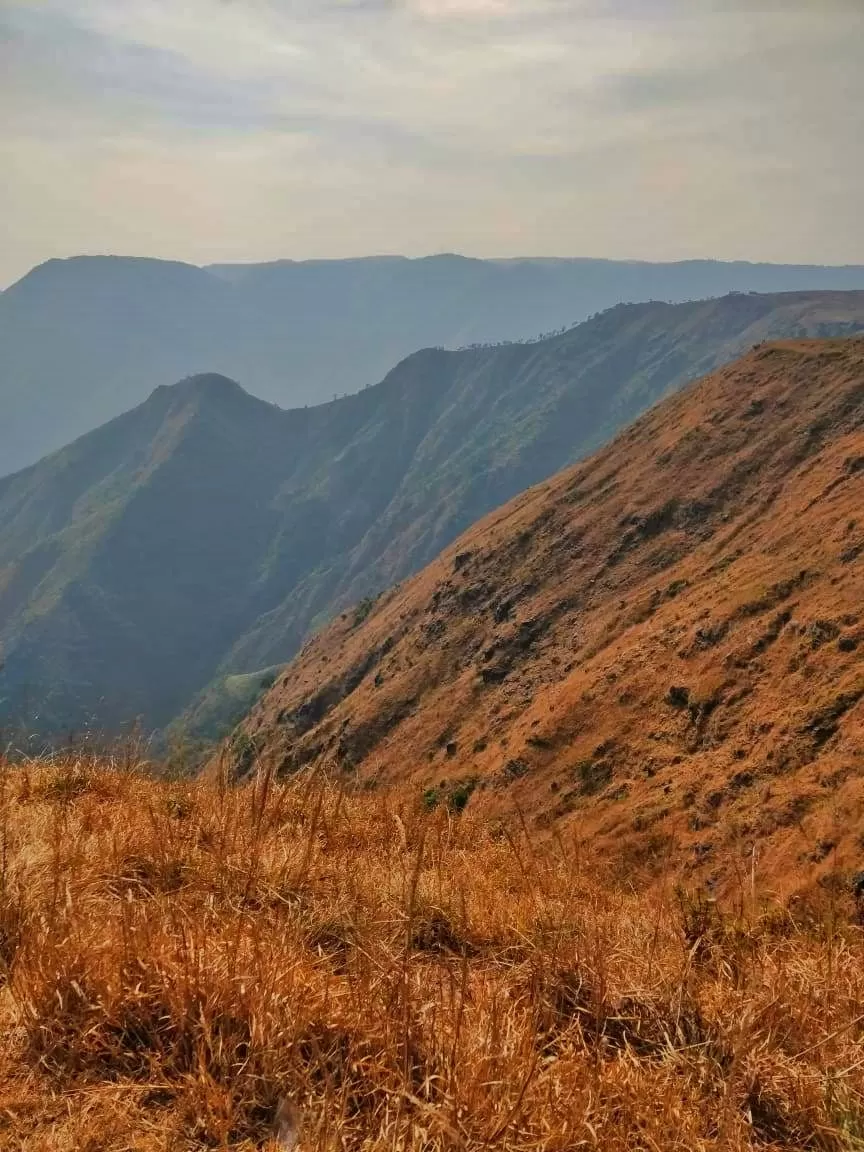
[1,0,862,283]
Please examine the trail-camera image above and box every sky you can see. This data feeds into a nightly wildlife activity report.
[1,0,862,286]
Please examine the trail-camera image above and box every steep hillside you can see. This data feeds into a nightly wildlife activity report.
[203,291,864,683]
[2,294,863,738]
[230,339,864,891]
[4,251,864,474]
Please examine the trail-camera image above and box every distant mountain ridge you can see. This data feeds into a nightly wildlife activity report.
[1,290,863,739]
[4,252,864,474]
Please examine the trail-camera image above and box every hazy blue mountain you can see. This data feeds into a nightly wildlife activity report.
[1,290,862,740]
[4,252,864,475]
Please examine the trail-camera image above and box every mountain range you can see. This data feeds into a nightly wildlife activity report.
[1,290,863,743]
[228,337,864,890]
[5,253,864,475]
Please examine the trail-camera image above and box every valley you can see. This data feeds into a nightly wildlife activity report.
[2,290,862,741]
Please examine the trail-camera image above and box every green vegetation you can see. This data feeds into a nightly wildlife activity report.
[352,595,379,628]
[422,777,478,813]
[167,666,283,752]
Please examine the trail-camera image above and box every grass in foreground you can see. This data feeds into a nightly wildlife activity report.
[0,753,863,1150]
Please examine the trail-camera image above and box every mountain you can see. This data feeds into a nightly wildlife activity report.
[5,252,864,474]
[2,292,864,740]
[227,337,864,887]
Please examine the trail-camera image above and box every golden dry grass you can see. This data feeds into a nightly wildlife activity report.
[1,752,864,1149]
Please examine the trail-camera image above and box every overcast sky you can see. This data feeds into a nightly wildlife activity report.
[1,0,862,286]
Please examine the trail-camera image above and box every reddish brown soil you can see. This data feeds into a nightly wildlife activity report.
[231,340,864,895]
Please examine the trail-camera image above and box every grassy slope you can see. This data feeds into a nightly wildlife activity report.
[229,340,864,895]
[225,290,864,676]
[169,666,284,751]
[2,753,864,1149]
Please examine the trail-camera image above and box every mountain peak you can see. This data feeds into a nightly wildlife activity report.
[152,373,252,405]
[5,254,205,295]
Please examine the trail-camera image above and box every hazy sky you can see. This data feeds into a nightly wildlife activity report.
[1,0,862,286]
